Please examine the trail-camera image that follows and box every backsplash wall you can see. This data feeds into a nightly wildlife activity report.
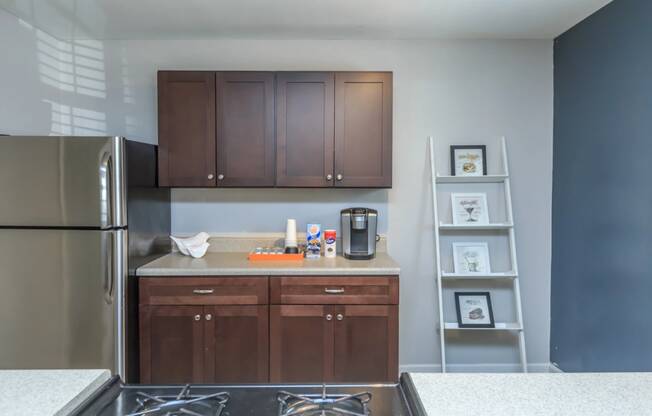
[172,188,388,234]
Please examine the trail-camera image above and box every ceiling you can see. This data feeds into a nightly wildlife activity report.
[0,0,611,40]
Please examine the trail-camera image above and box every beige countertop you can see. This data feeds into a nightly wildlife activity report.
[0,369,111,416]
[410,372,652,416]
[137,252,400,276]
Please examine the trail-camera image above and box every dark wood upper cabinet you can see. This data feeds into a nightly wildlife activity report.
[216,72,275,187]
[334,72,392,188]
[158,71,216,187]
[205,305,269,383]
[276,72,335,187]
[332,305,398,383]
[139,305,205,384]
[270,305,333,383]
[157,70,392,188]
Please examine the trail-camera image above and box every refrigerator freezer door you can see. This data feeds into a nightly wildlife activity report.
[0,229,126,375]
[0,136,126,228]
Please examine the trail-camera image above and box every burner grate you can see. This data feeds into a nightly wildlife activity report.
[127,384,230,416]
[277,385,371,416]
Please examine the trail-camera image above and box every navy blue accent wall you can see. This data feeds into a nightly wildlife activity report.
[551,0,652,372]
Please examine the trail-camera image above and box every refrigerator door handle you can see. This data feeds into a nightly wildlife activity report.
[99,150,114,229]
[102,231,115,304]
[99,137,126,229]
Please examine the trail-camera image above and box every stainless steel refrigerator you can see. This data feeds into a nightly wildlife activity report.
[0,136,170,379]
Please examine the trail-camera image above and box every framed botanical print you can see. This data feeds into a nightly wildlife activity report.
[452,242,491,274]
[455,292,495,328]
[450,145,487,176]
[451,193,489,225]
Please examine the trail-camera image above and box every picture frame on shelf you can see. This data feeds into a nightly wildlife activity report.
[452,242,491,274]
[450,145,487,176]
[455,292,495,328]
[451,193,489,225]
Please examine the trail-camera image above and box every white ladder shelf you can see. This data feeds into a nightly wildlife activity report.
[429,136,528,373]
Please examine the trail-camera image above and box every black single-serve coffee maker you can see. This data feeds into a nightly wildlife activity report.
[340,208,378,260]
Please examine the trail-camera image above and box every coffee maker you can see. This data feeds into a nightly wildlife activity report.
[341,208,378,260]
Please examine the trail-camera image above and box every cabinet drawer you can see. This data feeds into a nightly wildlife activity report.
[270,276,398,305]
[139,277,268,305]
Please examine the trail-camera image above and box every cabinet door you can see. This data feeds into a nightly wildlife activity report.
[276,72,335,187]
[334,72,392,188]
[139,305,205,384]
[270,305,333,382]
[204,305,269,383]
[158,71,216,187]
[216,72,275,187]
[332,305,398,382]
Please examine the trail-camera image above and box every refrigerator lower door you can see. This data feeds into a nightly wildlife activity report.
[0,136,126,228]
[0,229,126,375]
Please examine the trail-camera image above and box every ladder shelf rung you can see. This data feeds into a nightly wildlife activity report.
[443,322,523,331]
[439,222,514,230]
[441,272,517,280]
[435,174,508,184]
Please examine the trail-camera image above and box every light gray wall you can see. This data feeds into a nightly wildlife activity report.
[0,8,554,370]
[0,13,59,134]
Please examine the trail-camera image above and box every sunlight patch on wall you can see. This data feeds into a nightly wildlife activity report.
[33,25,108,135]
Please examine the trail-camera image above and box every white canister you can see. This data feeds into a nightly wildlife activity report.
[324,229,337,258]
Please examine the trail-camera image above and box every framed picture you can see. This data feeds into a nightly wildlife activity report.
[452,242,491,274]
[450,145,487,176]
[455,292,495,328]
[451,193,489,225]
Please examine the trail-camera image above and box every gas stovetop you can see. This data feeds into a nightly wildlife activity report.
[71,374,426,416]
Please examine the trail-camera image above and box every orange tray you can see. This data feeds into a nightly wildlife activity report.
[248,253,304,262]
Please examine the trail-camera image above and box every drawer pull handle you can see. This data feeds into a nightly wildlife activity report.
[336,314,344,321]
[193,289,214,295]
[324,288,345,294]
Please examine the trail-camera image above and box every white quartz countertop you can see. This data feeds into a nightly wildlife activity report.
[137,252,400,276]
[0,369,111,416]
[409,372,652,416]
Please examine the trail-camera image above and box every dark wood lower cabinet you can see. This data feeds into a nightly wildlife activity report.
[270,304,398,383]
[140,276,398,384]
[140,304,269,384]
[139,305,205,384]
[205,305,269,383]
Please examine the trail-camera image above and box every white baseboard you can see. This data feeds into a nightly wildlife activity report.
[400,362,561,373]
[548,362,564,373]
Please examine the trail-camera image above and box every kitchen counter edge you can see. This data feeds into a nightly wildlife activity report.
[136,252,400,276]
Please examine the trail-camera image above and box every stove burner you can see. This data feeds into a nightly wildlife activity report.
[127,384,230,416]
[277,385,371,416]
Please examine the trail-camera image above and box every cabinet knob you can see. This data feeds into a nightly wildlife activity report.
[207,174,214,180]
[336,174,343,181]
[326,174,333,181]
[336,313,344,321]
[325,314,333,321]
[217,174,225,181]
[205,314,212,321]
[194,314,201,321]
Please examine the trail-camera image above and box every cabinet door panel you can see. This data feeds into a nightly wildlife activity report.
[270,305,333,382]
[139,305,205,384]
[216,72,275,187]
[276,72,334,187]
[333,305,398,382]
[158,71,216,187]
[334,72,392,188]
[205,305,269,383]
